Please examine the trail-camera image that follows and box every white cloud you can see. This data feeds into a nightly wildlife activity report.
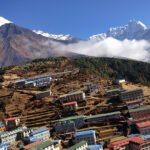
[52,38,150,62]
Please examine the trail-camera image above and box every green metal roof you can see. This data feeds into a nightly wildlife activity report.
[37,90,50,94]
[86,111,121,119]
[106,88,122,93]
[57,115,85,122]
[59,91,84,98]
[29,140,53,150]
[129,106,150,113]
[121,89,143,94]
[68,141,87,150]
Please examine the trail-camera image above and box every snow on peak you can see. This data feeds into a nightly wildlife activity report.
[89,33,107,41]
[33,30,74,41]
[89,20,149,41]
[0,17,12,27]
[128,20,148,30]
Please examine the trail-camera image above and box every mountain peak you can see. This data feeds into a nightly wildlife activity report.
[90,19,149,41]
[0,17,12,27]
[33,30,78,42]
[128,20,148,30]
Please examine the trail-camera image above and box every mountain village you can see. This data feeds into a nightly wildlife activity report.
[0,59,150,150]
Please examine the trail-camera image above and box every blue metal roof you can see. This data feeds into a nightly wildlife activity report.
[15,79,26,83]
[128,134,140,138]
[74,130,96,137]
[25,81,35,84]
[0,143,10,148]
[141,134,150,139]
[0,124,5,127]
[31,127,49,135]
[87,145,103,150]
[29,137,42,142]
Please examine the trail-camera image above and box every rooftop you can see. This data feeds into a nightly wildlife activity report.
[136,121,150,128]
[120,89,143,94]
[86,111,121,120]
[36,90,50,94]
[126,99,143,105]
[59,91,84,98]
[141,135,150,139]
[25,81,35,84]
[15,79,25,83]
[109,137,144,148]
[31,127,49,135]
[74,130,96,137]
[5,117,19,121]
[0,124,5,127]
[0,143,10,148]
[29,140,53,150]
[109,138,129,148]
[23,140,43,150]
[129,137,144,144]
[87,144,103,150]
[57,115,85,122]
[129,106,150,113]
[29,137,41,142]
[63,101,77,106]
[68,141,87,150]
[106,88,122,93]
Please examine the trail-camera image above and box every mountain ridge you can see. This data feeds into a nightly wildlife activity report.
[0,16,150,67]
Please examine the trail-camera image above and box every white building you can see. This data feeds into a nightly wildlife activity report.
[0,126,27,144]
[30,127,50,140]
[74,130,96,145]
[0,143,10,150]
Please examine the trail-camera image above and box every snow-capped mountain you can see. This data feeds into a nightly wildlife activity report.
[0,16,12,27]
[89,20,149,41]
[33,30,79,42]
[1,16,150,67]
[0,17,81,67]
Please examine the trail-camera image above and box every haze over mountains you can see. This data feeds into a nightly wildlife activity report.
[0,16,150,67]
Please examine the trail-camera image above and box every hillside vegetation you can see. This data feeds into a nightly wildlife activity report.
[72,57,150,85]
[1,57,150,85]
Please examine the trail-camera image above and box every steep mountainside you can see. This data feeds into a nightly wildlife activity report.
[0,23,79,67]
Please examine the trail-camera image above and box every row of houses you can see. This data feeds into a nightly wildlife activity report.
[54,111,122,134]
[105,87,144,109]
[14,75,52,88]
[14,69,79,89]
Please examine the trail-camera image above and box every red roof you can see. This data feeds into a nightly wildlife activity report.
[62,101,77,106]
[136,121,150,128]
[126,99,143,105]
[109,138,129,148]
[133,116,150,123]
[23,140,43,149]
[5,117,19,121]
[109,137,144,148]
[129,137,144,144]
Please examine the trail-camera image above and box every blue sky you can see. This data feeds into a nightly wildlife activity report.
[0,0,150,38]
